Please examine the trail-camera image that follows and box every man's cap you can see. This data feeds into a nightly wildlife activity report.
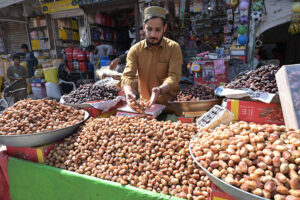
[144,6,166,20]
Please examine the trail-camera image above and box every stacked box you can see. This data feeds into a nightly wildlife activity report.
[7,143,57,163]
[276,64,300,129]
[226,99,284,125]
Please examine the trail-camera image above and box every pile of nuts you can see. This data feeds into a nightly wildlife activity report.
[64,83,120,104]
[0,99,85,135]
[128,99,150,114]
[175,85,216,101]
[45,116,211,199]
[225,65,280,93]
[191,121,300,199]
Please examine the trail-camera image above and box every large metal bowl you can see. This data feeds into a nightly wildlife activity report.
[169,98,223,113]
[189,135,268,200]
[0,111,89,147]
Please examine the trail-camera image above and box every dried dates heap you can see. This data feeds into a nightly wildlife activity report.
[64,83,120,104]
[0,99,85,135]
[46,116,211,200]
[191,121,300,200]
[175,85,216,102]
[225,65,280,93]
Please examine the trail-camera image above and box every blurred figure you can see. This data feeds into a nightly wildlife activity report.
[7,55,28,102]
[21,44,38,77]
[88,44,112,81]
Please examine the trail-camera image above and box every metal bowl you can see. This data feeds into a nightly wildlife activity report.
[189,135,268,200]
[0,111,89,147]
[169,98,223,112]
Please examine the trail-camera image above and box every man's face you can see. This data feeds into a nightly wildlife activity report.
[22,48,27,53]
[143,18,167,46]
[13,58,20,66]
[140,30,146,40]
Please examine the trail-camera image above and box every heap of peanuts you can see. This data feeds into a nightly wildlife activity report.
[128,99,150,114]
[45,116,211,199]
[0,99,85,135]
[191,121,300,200]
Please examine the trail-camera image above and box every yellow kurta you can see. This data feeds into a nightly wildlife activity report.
[121,37,183,105]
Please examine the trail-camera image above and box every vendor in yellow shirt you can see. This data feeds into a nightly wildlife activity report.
[121,6,182,111]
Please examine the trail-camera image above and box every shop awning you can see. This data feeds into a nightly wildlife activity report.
[0,0,23,9]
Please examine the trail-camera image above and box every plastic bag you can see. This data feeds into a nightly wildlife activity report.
[45,82,61,99]
[96,66,122,80]
[94,77,120,87]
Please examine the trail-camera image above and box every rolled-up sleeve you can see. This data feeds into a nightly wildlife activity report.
[121,46,138,88]
[163,44,182,87]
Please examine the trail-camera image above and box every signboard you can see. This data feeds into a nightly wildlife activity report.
[41,0,79,14]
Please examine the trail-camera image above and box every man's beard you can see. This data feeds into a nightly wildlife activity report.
[146,34,164,46]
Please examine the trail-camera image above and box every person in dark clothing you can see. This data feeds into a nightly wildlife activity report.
[21,44,38,78]
[58,63,75,94]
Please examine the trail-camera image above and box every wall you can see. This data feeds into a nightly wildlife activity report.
[257,0,293,36]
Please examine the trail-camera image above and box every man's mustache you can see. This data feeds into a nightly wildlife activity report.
[149,37,158,40]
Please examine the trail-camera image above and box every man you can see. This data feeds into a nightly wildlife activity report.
[7,55,28,102]
[21,44,38,78]
[109,28,146,71]
[88,44,113,81]
[121,6,182,111]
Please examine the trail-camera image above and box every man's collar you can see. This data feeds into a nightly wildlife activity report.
[144,37,165,49]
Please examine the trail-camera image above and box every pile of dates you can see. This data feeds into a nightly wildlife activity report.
[0,99,85,135]
[225,65,280,93]
[191,121,300,200]
[175,85,216,101]
[128,99,150,114]
[64,83,121,104]
[46,116,212,200]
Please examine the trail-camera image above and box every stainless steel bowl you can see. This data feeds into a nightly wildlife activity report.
[169,99,223,112]
[0,111,89,147]
[189,134,268,200]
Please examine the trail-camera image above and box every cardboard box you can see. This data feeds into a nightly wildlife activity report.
[182,111,206,118]
[6,143,56,163]
[276,64,300,129]
[226,99,284,125]
[210,183,236,200]
[177,117,194,123]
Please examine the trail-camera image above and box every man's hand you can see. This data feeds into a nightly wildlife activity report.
[109,58,120,70]
[149,87,161,106]
[123,85,136,105]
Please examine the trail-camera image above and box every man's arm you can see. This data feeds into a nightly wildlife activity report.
[121,47,138,102]
[149,44,183,105]
[109,53,127,70]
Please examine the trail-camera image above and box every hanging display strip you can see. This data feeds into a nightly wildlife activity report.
[49,8,84,19]
[8,157,180,200]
